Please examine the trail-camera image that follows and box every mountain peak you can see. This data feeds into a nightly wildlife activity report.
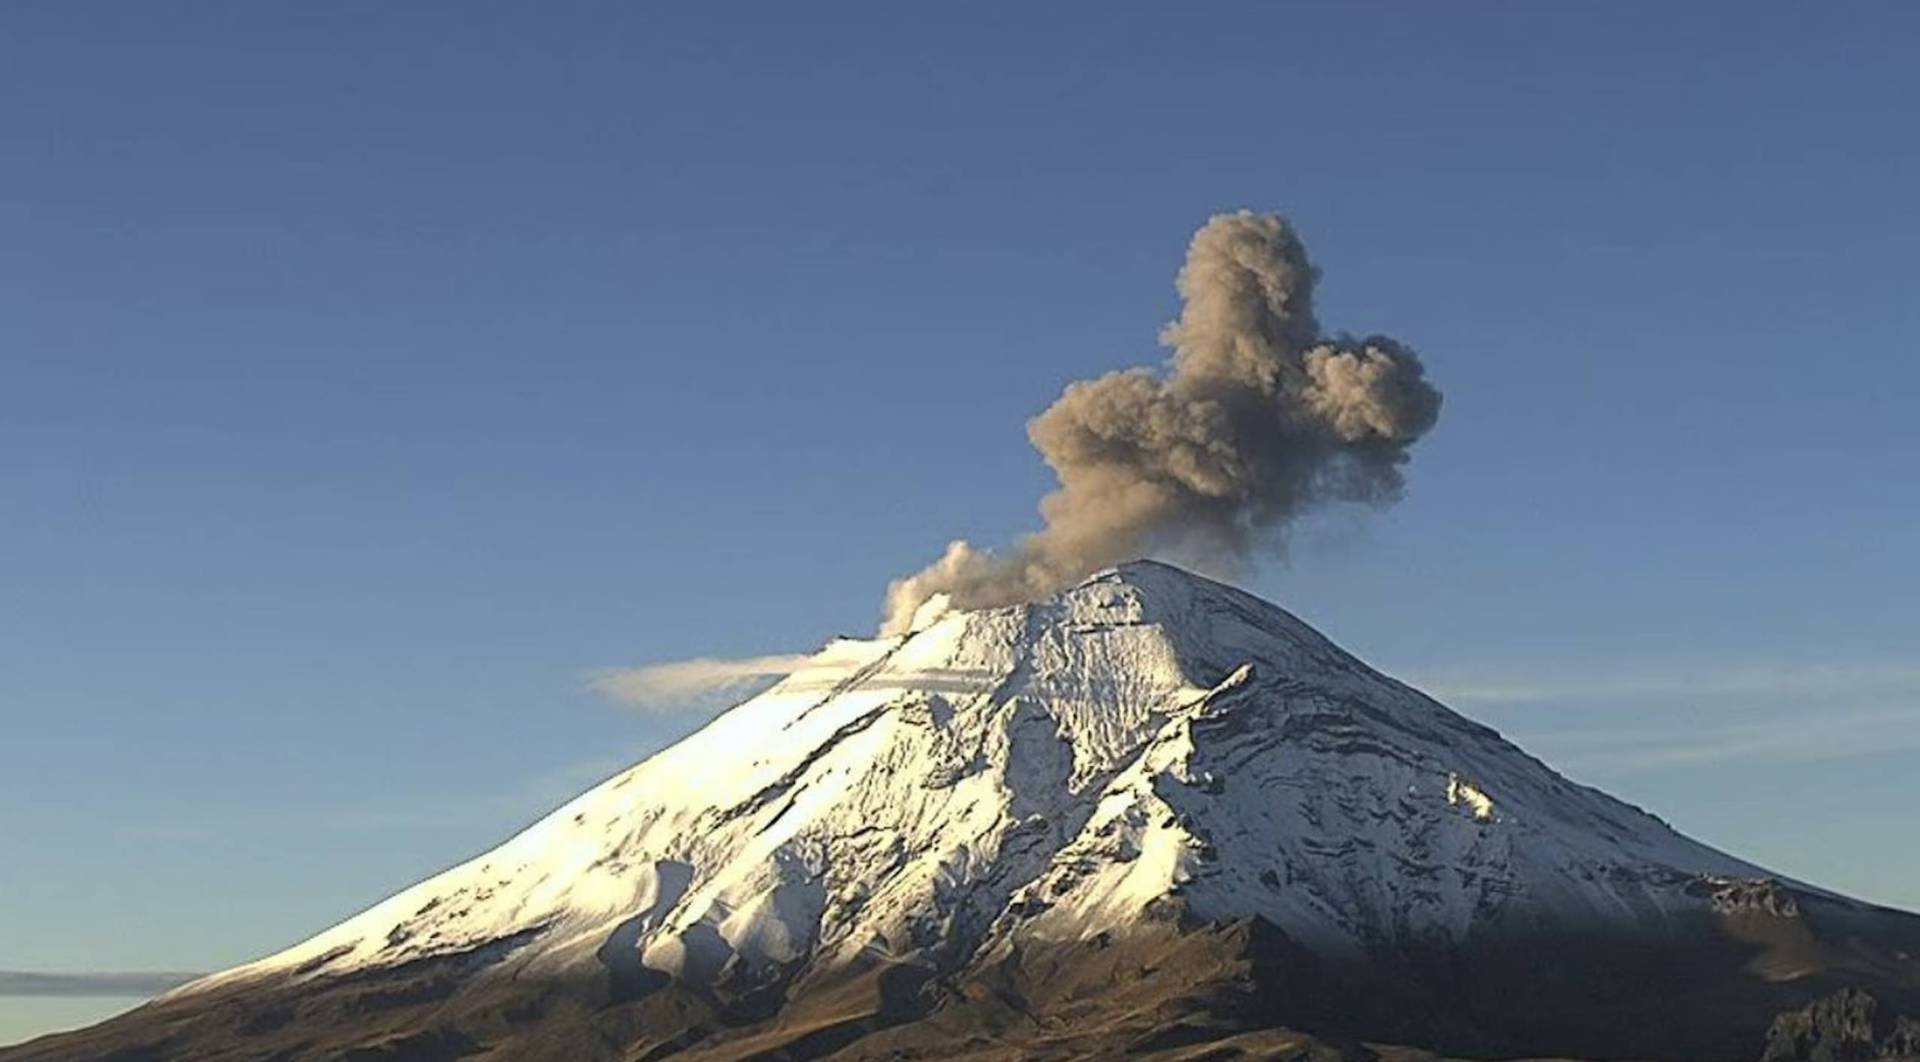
[185,559,1749,988]
[892,556,1224,635]
[29,563,1920,1062]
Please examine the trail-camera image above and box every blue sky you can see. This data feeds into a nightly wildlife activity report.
[5,2,1919,1042]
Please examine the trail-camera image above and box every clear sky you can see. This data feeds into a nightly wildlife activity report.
[5,2,1919,1044]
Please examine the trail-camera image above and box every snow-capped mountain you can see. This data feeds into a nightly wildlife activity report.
[11,562,1920,1061]
[186,560,1777,983]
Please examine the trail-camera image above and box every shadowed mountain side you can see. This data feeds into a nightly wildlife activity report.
[10,897,1919,1060]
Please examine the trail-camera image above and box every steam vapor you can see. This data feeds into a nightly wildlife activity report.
[591,654,812,712]
[883,211,1443,634]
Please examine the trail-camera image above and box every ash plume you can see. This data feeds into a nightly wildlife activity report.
[882,211,1442,634]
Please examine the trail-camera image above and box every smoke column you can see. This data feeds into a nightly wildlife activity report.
[882,211,1442,634]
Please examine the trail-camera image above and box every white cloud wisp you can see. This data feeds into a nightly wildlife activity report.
[588,653,814,714]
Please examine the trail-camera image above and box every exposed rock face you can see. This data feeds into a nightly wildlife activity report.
[1762,989,1920,1062]
[7,562,1920,1061]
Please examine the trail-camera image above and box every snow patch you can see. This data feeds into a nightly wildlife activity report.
[1447,773,1496,822]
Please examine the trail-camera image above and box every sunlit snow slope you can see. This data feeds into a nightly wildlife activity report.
[179,561,1783,1003]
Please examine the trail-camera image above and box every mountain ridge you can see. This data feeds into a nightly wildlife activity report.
[10,561,1919,1061]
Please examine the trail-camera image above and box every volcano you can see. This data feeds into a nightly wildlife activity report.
[12,562,1919,1061]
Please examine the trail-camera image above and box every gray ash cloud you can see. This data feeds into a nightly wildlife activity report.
[884,211,1441,633]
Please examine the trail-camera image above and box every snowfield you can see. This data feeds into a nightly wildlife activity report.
[175,561,1782,999]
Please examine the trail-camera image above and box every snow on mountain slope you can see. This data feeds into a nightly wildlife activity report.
[177,561,1777,1000]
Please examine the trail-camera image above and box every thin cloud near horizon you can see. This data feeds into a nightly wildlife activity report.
[1502,704,1920,775]
[0,970,201,998]
[1409,661,1920,707]
[1405,659,1920,775]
